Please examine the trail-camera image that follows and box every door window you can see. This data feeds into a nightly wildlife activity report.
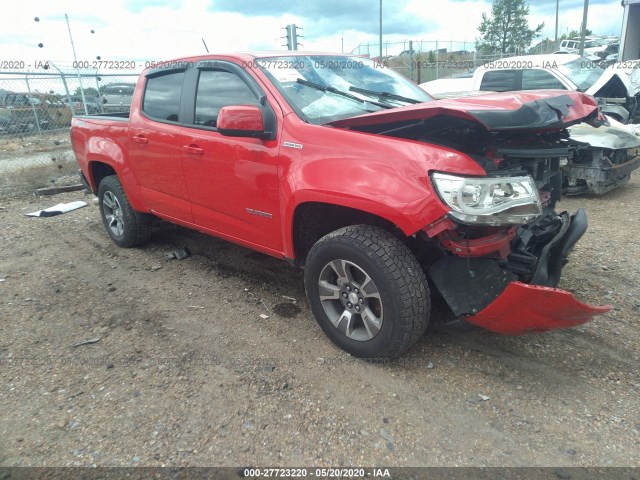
[142,71,185,122]
[193,70,258,128]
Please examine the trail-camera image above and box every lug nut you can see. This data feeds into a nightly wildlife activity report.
[355,305,361,312]
[359,298,364,304]
[342,293,348,298]
[346,286,351,292]
[347,302,352,308]
[354,288,359,294]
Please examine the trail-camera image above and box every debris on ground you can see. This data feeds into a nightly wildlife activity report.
[71,337,101,348]
[26,200,87,217]
[165,247,191,261]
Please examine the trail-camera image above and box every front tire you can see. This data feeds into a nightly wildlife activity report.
[304,225,430,359]
[98,175,151,247]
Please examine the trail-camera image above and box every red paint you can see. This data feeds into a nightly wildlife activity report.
[70,53,610,335]
[437,228,516,258]
[467,282,613,334]
[217,105,264,132]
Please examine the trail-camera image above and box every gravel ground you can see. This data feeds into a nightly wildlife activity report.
[0,177,639,469]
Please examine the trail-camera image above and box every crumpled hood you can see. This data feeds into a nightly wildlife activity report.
[328,90,599,133]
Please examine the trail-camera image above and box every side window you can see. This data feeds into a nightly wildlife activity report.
[142,71,185,122]
[522,69,566,90]
[194,70,258,128]
[479,70,519,92]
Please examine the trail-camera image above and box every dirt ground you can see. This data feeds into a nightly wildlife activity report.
[0,166,639,469]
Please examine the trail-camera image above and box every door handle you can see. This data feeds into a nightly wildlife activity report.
[132,135,148,145]
[182,145,204,155]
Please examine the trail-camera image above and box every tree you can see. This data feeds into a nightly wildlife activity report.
[477,0,544,54]
[561,29,592,40]
[74,87,99,98]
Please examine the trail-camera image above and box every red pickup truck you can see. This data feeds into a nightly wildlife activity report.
[71,53,611,359]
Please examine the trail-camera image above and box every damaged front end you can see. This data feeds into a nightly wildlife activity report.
[424,142,612,333]
[330,91,612,333]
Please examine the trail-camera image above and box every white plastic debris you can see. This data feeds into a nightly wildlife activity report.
[26,201,88,217]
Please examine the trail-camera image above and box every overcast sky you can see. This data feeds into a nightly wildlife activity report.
[0,0,625,68]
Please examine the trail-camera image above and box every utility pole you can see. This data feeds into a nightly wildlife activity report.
[554,0,559,41]
[284,24,300,50]
[579,0,589,56]
[65,14,88,114]
[379,0,383,61]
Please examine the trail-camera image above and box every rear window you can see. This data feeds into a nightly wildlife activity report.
[479,70,519,92]
[103,85,135,95]
[142,72,185,122]
[522,69,566,90]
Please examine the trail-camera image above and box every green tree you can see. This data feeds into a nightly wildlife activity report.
[477,0,544,54]
[74,87,99,98]
[560,29,592,40]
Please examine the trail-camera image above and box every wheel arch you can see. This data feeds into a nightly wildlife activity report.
[290,201,398,267]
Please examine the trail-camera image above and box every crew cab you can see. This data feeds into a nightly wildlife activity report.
[71,53,611,359]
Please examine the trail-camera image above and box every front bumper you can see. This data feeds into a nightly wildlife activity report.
[429,208,612,334]
[565,152,640,195]
[466,282,612,334]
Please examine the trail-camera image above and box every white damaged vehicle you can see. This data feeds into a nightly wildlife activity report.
[421,54,640,124]
[420,54,640,194]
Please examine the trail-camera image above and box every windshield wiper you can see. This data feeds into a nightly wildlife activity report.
[348,86,422,105]
[296,79,392,109]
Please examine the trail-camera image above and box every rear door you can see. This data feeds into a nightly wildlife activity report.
[179,60,282,252]
[128,67,192,222]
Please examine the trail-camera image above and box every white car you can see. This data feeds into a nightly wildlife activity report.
[421,54,640,123]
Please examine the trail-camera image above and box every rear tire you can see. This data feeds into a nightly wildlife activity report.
[98,175,151,247]
[304,225,430,359]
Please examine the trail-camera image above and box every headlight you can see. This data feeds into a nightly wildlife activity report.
[431,173,542,226]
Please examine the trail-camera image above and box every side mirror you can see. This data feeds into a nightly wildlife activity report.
[217,105,269,139]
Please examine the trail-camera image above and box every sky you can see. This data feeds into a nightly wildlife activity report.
[0,0,626,71]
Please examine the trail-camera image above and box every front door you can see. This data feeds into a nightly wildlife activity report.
[180,63,282,252]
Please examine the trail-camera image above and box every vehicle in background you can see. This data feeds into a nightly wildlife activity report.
[421,54,640,124]
[620,0,640,61]
[0,92,51,132]
[599,43,620,67]
[100,83,135,112]
[30,93,74,128]
[419,54,640,194]
[558,37,611,58]
[62,96,102,114]
[70,53,611,358]
[559,39,580,53]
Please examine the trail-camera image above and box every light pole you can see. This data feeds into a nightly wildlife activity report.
[36,15,101,115]
[64,14,88,114]
[579,0,589,56]
[555,0,559,41]
[379,0,383,61]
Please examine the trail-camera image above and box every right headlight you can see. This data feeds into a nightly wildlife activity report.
[431,173,542,226]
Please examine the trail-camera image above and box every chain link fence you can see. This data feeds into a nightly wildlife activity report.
[0,40,567,141]
[351,39,563,84]
[1,69,138,139]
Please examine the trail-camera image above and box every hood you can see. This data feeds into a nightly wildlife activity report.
[328,91,598,133]
[569,120,640,150]
[587,66,635,97]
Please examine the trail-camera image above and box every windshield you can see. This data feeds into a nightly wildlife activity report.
[256,55,432,124]
[558,58,604,91]
[584,39,606,48]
